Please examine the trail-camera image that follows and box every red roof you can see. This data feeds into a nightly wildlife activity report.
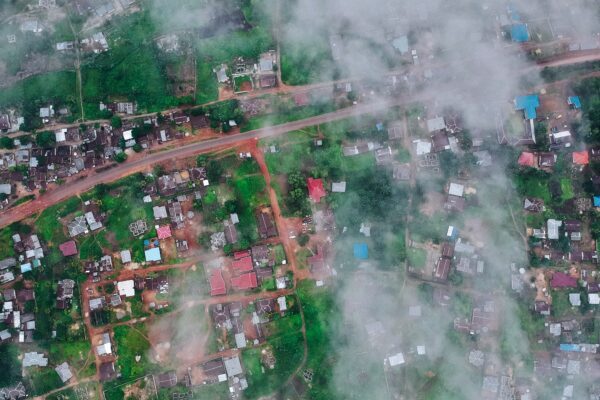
[307,177,326,203]
[232,256,253,272]
[231,272,258,290]
[573,151,589,165]
[233,250,251,260]
[157,225,172,240]
[209,269,226,296]
[518,152,536,167]
[550,271,578,289]
[59,240,78,257]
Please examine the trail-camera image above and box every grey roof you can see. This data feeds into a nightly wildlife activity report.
[0,184,11,195]
[427,116,446,132]
[89,297,104,310]
[224,356,243,377]
[68,216,88,237]
[23,352,48,367]
[0,258,17,270]
[55,362,73,383]
[234,332,246,349]
[0,329,11,341]
[153,206,168,219]
[120,250,132,263]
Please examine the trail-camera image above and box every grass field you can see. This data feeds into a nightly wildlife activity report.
[113,324,152,380]
[407,248,427,269]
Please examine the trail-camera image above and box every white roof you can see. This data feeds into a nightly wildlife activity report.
[414,140,432,156]
[427,116,446,132]
[331,181,347,193]
[448,182,464,197]
[553,130,571,139]
[417,345,426,355]
[143,195,152,203]
[123,130,133,141]
[145,247,162,262]
[277,296,287,311]
[230,213,239,224]
[117,280,135,297]
[234,332,246,349]
[590,293,600,305]
[387,352,405,366]
[55,129,66,142]
[97,342,112,356]
[569,293,581,306]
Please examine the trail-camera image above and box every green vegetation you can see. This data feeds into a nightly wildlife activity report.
[29,369,64,396]
[0,344,21,387]
[575,77,600,144]
[407,247,426,269]
[113,324,152,380]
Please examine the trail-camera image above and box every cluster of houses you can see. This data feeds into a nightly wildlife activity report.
[0,112,211,206]
[215,51,278,93]
[209,245,287,296]
[0,232,46,286]
[0,285,36,343]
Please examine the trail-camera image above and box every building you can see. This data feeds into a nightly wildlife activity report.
[145,247,162,262]
[231,272,258,290]
[307,177,326,203]
[117,280,135,297]
[547,219,562,240]
[55,362,73,383]
[120,250,132,264]
[59,240,77,257]
[353,243,368,260]
[23,352,48,367]
[209,269,227,296]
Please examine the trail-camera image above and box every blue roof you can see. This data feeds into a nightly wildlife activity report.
[353,243,368,260]
[20,263,32,273]
[559,343,579,352]
[511,23,529,43]
[145,247,162,262]
[594,196,600,207]
[514,95,540,119]
[568,96,582,109]
[376,122,384,132]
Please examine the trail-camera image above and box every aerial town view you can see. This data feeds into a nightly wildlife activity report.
[0,0,600,399]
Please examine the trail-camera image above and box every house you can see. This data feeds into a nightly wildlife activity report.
[569,293,581,306]
[156,372,177,388]
[209,269,227,296]
[444,195,466,212]
[232,256,253,273]
[224,356,243,377]
[434,258,451,281]
[157,225,172,240]
[573,151,589,166]
[511,23,530,42]
[353,243,368,260]
[538,152,557,169]
[120,250,131,264]
[68,216,88,237]
[23,352,48,367]
[257,211,277,239]
[568,96,582,109]
[117,280,135,297]
[59,240,77,257]
[427,117,446,133]
[547,219,562,240]
[231,272,258,290]
[251,245,272,267]
[551,131,572,147]
[431,131,450,152]
[307,177,326,203]
[224,224,238,244]
[518,152,536,167]
[331,182,346,193]
[393,163,411,180]
[523,198,544,212]
[514,94,539,119]
[564,220,582,241]
[0,258,17,270]
[99,362,117,382]
[144,247,162,262]
[55,362,73,383]
[56,279,75,310]
[96,332,112,356]
[551,272,578,289]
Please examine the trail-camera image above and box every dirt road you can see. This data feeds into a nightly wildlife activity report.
[0,98,421,228]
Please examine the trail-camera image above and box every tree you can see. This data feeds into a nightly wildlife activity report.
[111,115,123,129]
[35,131,56,148]
[297,234,309,246]
[0,344,21,386]
[133,143,143,152]
[114,153,128,163]
[287,171,305,189]
[0,136,14,149]
[207,160,223,183]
